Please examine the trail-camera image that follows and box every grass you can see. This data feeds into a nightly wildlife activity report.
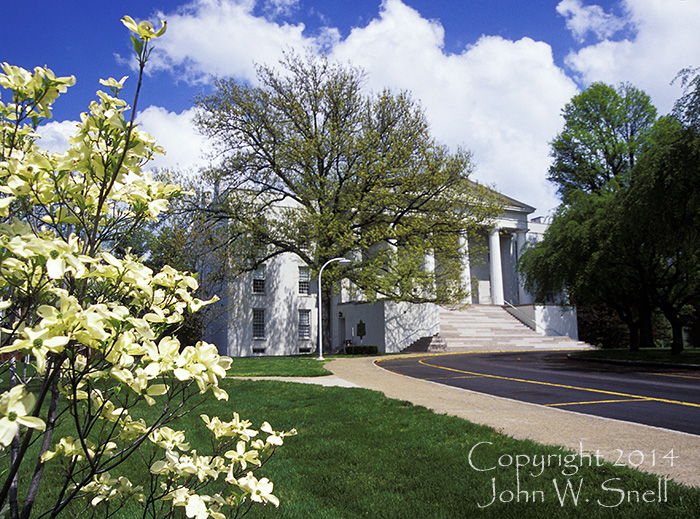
[571,348,700,366]
[227,355,335,377]
[58,379,700,518]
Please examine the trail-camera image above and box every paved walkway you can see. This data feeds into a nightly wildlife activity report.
[324,354,700,488]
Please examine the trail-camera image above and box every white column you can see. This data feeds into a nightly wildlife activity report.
[424,249,435,273]
[516,230,528,305]
[489,227,504,305]
[458,233,472,304]
[423,248,435,297]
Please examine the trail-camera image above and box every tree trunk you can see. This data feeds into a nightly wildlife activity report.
[659,303,685,355]
[669,317,685,355]
[638,302,655,349]
[628,320,640,352]
[322,296,332,355]
[614,304,640,351]
[20,372,61,519]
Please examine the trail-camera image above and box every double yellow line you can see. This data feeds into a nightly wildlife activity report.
[417,357,700,409]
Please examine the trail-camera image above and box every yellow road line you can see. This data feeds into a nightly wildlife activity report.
[545,398,653,407]
[417,358,700,409]
[429,375,484,380]
[650,372,700,381]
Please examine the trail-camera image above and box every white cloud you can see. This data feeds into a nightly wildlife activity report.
[136,106,211,173]
[37,120,79,154]
[331,0,577,214]
[150,0,316,85]
[556,0,627,43]
[140,0,581,213]
[151,0,579,213]
[562,0,700,112]
[143,0,699,214]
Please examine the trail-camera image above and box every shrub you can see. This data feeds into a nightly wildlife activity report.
[345,345,379,355]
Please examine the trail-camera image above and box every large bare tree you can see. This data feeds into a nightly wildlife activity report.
[193,52,500,350]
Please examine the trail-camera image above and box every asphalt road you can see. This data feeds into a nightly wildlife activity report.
[380,351,700,436]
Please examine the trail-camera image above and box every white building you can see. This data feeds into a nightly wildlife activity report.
[205,193,578,356]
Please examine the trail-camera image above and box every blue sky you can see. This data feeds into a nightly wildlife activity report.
[2,0,698,214]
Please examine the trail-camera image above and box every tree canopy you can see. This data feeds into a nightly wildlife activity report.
[548,82,656,204]
[193,52,500,308]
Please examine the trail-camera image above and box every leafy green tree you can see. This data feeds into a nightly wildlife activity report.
[521,82,659,350]
[524,80,700,355]
[548,82,656,204]
[193,52,500,351]
[622,116,700,354]
[518,188,654,350]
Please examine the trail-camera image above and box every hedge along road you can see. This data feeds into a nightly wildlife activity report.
[378,350,700,436]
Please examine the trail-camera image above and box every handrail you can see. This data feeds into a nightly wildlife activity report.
[503,300,541,332]
[502,300,564,337]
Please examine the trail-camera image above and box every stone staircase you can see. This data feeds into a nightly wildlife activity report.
[402,334,448,353]
[435,305,591,351]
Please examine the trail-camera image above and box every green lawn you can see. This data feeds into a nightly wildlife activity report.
[103,379,700,518]
[570,348,700,366]
[227,355,334,377]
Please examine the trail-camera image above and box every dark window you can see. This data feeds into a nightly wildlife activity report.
[253,308,265,339]
[298,309,311,340]
[253,266,265,294]
[299,266,311,294]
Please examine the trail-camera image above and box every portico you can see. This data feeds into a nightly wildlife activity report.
[466,195,539,307]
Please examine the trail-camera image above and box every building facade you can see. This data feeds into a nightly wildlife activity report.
[205,194,577,356]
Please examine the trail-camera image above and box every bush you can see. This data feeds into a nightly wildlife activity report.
[344,345,379,355]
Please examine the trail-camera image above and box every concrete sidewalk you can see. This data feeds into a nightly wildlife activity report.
[325,355,700,488]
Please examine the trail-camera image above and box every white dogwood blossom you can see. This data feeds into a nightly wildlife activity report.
[0,386,46,446]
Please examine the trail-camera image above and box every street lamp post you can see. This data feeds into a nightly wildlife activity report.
[317,257,351,361]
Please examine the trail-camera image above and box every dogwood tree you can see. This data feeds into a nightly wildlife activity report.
[0,16,293,519]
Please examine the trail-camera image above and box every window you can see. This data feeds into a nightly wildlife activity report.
[299,266,311,294]
[252,308,265,339]
[298,309,311,340]
[253,266,265,294]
